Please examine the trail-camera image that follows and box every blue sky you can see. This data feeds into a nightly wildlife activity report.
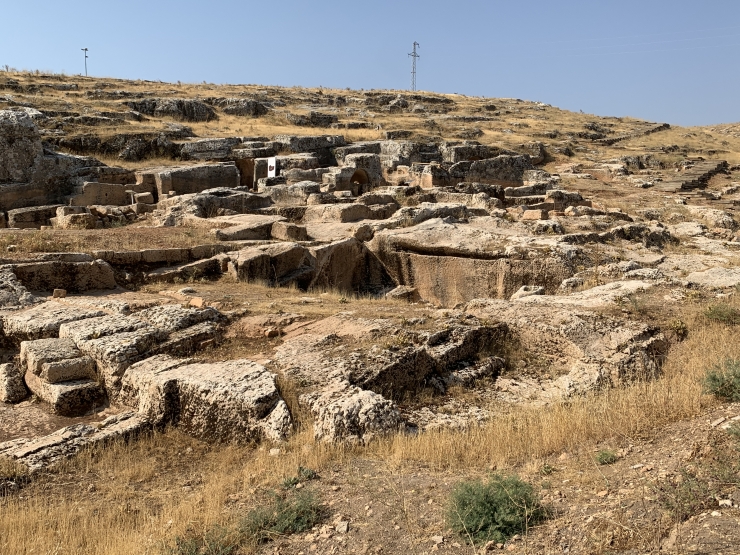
[2,0,739,126]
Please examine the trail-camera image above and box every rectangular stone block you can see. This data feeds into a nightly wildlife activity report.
[25,371,105,417]
[20,338,96,383]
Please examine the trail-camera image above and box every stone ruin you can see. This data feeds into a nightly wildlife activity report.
[2,102,740,473]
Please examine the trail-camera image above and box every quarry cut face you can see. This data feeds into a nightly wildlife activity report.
[1,74,740,482]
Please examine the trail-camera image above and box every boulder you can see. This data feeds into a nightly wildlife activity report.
[119,356,292,442]
[301,379,402,444]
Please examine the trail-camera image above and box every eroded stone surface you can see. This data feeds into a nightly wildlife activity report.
[119,356,291,442]
[20,338,95,383]
[301,379,402,444]
[0,363,28,403]
[24,371,105,417]
[2,302,105,342]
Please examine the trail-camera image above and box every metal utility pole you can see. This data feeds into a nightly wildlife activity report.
[408,41,419,91]
[81,48,88,76]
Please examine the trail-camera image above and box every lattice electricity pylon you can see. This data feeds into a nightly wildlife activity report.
[408,42,420,91]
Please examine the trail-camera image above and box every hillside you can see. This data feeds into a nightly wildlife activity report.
[1,72,740,555]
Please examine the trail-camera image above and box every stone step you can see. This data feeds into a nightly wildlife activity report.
[24,371,105,417]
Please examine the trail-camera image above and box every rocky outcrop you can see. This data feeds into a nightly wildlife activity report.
[0,109,111,211]
[0,412,149,473]
[301,379,402,444]
[124,98,216,122]
[119,356,292,442]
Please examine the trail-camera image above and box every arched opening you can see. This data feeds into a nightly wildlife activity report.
[350,169,369,186]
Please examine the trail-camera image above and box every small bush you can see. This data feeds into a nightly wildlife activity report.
[703,358,740,401]
[595,450,619,466]
[446,474,546,545]
[653,468,713,521]
[241,490,325,544]
[668,319,688,340]
[282,466,318,489]
[540,464,556,476]
[704,304,740,325]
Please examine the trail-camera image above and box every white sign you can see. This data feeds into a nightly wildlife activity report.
[267,157,277,178]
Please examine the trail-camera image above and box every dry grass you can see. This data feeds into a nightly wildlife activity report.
[0,226,217,257]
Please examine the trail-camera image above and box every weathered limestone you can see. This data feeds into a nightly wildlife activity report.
[51,206,97,229]
[180,137,243,161]
[0,267,38,309]
[153,187,271,225]
[58,314,149,343]
[367,218,573,306]
[153,162,240,197]
[9,260,117,292]
[136,305,222,333]
[301,379,402,444]
[119,356,292,442]
[0,110,109,211]
[2,302,105,342]
[20,338,96,383]
[0,412,149,473]
[302,203,374,223]
[7,205,63,229]
[69,181,148,206]
[124,98,216,122]
[212,214,284,241]
[0,363,29,403]
[272,221,309,241]
[24,371,105,417]
[75,327,161,394]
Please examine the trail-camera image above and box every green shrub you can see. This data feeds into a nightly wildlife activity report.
[540,464,556,476]
[704,304,740,325]
[282,466,319,489]
[653,468,713,521]
[446,474,546,545]
[703,358,740,401]
[595,450,619,466]
[241,490,326,544]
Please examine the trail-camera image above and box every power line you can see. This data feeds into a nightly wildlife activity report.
[81,48,88,77]
[408,41,419,91]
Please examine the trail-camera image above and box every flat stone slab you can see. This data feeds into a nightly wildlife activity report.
[24,371,105,417]
[151,321,220,356]
[136,305,221,333]
[20,337,95,383]
[0,412,149,473]
[119,356,291,442]
[58,314,150,343]
[685,267,740,288]
[2,301,105,342]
